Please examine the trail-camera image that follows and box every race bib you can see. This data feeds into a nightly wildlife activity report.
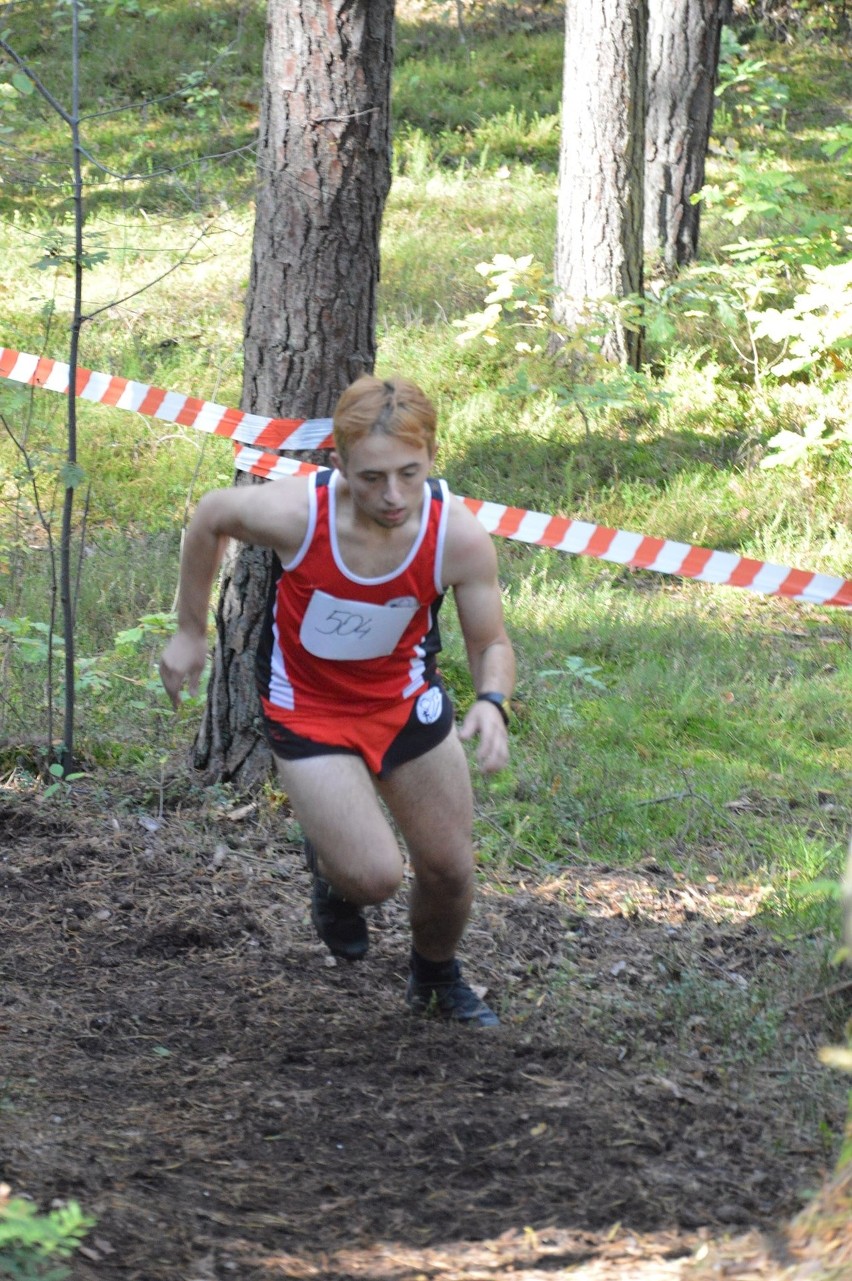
[300,589,419,661]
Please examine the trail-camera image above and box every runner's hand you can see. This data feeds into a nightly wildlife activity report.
[159,632,209,709]
[458,700,509,774]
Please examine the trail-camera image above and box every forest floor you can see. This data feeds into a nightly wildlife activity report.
[1,776,850,1281]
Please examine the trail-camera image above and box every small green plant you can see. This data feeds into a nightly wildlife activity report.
[751,258,852,379]
[0,71,33,137]
[178,70,222,123]
[0,618,52,666]
[0,1185,94,1280]
[822,122,852,162]
[42,759,87,800]
[699,159,808,229]
[714,28,790,133]
[453,253,551,351]
[535,656,609,730]
[539,657,608,692]
[30,228,109,275]
[0,611,179,751]
[454,253,667,434]
[761,414,852,470]
[112,611,176,653]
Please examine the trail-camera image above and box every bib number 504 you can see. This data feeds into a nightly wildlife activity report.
[315,609,372,639]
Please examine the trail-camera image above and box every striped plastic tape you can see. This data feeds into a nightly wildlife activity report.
[2,346,851,609]
[0,346,334,452]
[232,444,852,610]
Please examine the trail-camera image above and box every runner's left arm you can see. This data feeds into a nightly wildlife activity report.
[444,501,515,773]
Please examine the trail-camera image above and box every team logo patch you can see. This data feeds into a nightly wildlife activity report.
[416,686,443,725]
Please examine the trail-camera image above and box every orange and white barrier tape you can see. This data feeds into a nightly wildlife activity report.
[232,444,852,609]
[0,347,334,452]
[3,346,851,609]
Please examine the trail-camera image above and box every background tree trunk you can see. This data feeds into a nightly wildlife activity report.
[844,832,852,955]
[644,0,729,269]
[553,0,648,369]
[193,0,396,788]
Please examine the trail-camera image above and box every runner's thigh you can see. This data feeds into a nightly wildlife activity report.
[273,753,404,899]
[377,729,474,878]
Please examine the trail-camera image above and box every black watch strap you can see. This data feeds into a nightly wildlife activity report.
[476,691,511,726]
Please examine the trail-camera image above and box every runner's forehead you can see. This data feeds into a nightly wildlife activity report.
[346,433,434,473]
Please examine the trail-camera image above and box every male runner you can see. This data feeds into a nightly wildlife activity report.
[159,375,515,1026]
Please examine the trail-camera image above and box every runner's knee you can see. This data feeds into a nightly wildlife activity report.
[411,845,474,899]
[321,840,405,906]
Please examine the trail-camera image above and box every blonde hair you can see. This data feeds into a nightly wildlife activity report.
[333,376,437,462]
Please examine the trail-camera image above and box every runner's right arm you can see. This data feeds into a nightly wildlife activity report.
[159,478,309,707]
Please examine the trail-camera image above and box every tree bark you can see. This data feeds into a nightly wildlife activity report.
[844,832,852,956]
[644,0,729,269]
[193,0,395,788]
[553,0,648,369]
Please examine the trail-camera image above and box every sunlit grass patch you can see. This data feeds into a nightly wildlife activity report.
[382,168,556,320]
[0,0,263,220]
[455,564,852,885]
[394,26,563,135]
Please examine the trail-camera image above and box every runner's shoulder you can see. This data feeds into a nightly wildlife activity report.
[442,493,497,583]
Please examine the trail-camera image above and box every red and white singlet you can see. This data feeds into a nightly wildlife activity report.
[256,469,450,761]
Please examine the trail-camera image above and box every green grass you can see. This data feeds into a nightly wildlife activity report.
[477,570,850,877]
[1,0,265,219]
[0,5,850,951]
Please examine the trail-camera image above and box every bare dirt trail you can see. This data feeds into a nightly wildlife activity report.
[1,780,849,1280]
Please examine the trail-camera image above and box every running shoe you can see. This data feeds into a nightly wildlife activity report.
[304,838,369,961]
[405,961,499,1027]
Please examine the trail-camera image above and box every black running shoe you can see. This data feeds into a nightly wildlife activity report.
[405,961,499,1027]
[304,839,368,961]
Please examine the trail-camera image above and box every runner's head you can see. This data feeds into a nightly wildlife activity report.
[333,376,437,464]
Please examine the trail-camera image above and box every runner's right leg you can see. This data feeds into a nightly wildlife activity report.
[272,752,405,907]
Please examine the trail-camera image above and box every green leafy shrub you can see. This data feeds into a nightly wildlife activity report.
[714,28,790,133]
[0,1185,93,1280]
[452,251,669,433]
[752,258,852,379]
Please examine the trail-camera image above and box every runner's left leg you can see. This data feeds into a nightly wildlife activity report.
[377,727,475,962]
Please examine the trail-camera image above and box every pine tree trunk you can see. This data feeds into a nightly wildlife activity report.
[193,0,395,788]
[844,832,852,955]
[553,0,648,369]
[644,0,729,269]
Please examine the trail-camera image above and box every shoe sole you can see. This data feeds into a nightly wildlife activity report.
[405,981,499,1027]
[406,1003,500,1027]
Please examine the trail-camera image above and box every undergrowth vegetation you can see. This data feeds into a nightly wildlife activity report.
[0,1,850,954]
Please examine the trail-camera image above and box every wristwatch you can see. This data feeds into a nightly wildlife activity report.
[476,691,511,726]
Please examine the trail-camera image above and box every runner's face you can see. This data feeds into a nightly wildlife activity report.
[334,433,435,530]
